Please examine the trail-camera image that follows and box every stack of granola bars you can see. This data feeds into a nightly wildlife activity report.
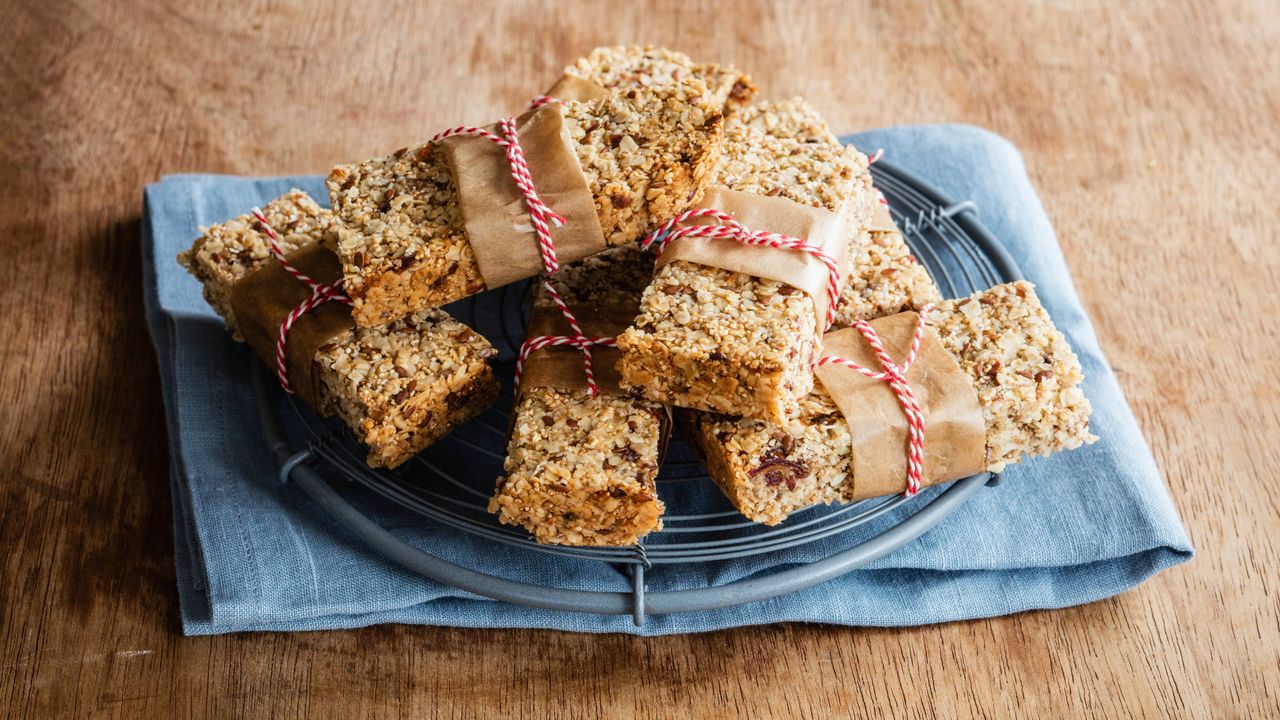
[179,46,1096,547]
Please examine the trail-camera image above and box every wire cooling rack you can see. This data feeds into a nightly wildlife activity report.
[256,157,1023,626]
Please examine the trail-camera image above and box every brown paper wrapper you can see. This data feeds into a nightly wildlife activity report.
[543,75,611,103]
[814,312,986,500]
[440,104,606,289]
[655,187,851,327]
[229,243,353,412]
[519,344,627,398]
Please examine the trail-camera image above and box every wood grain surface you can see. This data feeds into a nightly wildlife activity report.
[2,0,1277,717]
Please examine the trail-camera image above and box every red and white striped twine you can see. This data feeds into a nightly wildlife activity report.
[641,208,844,331]
[528,95,556,110]
[438,101,610,396]
[251,209,352,395]
[816,305,934,496]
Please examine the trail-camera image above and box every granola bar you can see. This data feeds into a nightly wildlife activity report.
[559,45,757,112]
[684,281,1096,524]
[490,246,668,546]
[616,99,877,425]
[327,82,724,327]
[177,191,499,469]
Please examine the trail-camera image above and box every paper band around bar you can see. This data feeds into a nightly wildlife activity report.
[520,343,626,397]
[654,187,851,328]
[814,312,986,500]
[441,104,606,288]
[230,242,353,412]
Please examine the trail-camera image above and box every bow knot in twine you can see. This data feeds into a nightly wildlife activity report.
[251,209,352,394]
[816,305,934,495]
[641,208,844,331]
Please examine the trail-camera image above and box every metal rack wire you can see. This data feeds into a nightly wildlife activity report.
[257,157,1023,625]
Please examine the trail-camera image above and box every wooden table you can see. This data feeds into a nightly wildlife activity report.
[3,1,1276,717]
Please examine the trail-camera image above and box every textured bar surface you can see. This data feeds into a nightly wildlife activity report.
[685,281,1096,524]
[178,192,499,469]
[490,246,668,546]
[327,82,724,327]
[734,101,943,326]
[617,99,876,425]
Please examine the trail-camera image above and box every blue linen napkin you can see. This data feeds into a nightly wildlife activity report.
[143,125,1192,635]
